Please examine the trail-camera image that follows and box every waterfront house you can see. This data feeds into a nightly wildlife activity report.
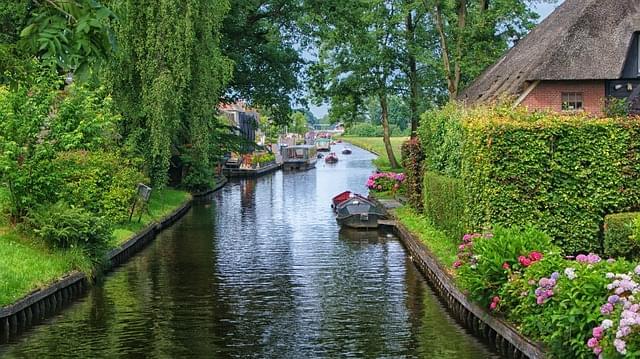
[219,101,258,144]
[459,0,640,116]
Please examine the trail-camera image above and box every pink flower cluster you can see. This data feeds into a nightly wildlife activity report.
[518,251,543,268]
[588,266,640,357]
[453,233,484,269]
[366,172,405,192]
[489,296,500,311]
[535,272,559,305]
[576,253,602,264]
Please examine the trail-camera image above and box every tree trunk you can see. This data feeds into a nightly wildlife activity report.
[432,1,457,101]
[453,0,466,98]
[405,7,419,138]
[379,93,400,169]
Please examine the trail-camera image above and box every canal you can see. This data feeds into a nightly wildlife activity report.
[0,144,495,358]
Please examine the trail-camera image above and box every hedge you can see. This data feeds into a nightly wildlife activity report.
[423,172,466,240]
[604,212,640,259]
[401,138,425,211]
[417,105,640,253]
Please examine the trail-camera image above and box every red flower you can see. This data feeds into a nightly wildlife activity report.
[453,260,463,269]
[489,302,497,310]
[529,251,543,262]
[518,256,532,267]
[492,296,501,303]
[502,262,510,270]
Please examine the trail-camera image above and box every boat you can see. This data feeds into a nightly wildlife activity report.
[331,190,352,210]
[282,145,318,171]
[317,153,324,159]
[334,194,386,229]
[342,147,352,155]
[325,152,339,164]
[315,138,331,152]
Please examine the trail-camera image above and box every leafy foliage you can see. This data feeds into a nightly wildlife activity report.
[423,171,465,239]
[26,202,112,260]
[418,102,465,178]
[401,138,425,210]
[604,213,640,259]
[109,0,233,186]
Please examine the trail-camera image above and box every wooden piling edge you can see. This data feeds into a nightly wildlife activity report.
[392,222,546,359]
[0,178,228,343]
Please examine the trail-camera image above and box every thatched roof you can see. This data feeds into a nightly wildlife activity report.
[460,0,640,104]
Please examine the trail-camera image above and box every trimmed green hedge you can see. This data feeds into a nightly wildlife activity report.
[423,172,466,240]
[604,212,640,259]
[417,105,640,253]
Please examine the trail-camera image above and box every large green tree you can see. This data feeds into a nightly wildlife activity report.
[108,0,233,186]
[221,0,305,125]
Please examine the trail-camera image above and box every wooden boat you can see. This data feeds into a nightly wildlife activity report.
[282,145,318,171]
[325,152,339,164]
[331,191,352,210]
[342,147,352,155]
[334,194,386,229]
[315,138,331,152]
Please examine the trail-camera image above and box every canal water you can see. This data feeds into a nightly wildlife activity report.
[0,144,495,358]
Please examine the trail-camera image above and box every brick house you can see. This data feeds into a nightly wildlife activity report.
[459,0,640,116]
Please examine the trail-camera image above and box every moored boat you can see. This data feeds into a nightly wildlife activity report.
[334,194,386,229]
[342,147,352,155]
[315,138,331,152]
[282,145,318,171]
[325,152,339,164]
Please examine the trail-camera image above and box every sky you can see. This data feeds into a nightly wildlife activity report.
[308,1,565,118]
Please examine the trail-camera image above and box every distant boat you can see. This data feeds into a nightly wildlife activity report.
[325,152,339,164]
[317,153,324,159]
[341,147,352,155]
[333,193,386,229]
[282,145,318,171]
[315,138,331,152]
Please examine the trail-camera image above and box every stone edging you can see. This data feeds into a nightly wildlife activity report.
[393,222,546,359]
[192,176,228,198]
[0,181,226,343]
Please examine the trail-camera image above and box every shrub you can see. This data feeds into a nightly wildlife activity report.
[366,172,405,194]
[401,138,424,211]
[26,202,112,260]
[604,212,640,259]
[418,102,465,178]
[344,122,383,137]
[456,226,554,307]
[423,172,466,239]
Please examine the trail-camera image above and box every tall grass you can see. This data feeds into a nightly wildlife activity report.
[340,136,407,171]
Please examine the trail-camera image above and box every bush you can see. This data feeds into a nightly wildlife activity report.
[415,104,640,253]
[456,226,554,307]
[26,202,112,260]
[603,212,640,259]
[366,172,405,194]
[344,122,383,137]
[423,172,466,239]
[418,102,465,178]
[401,138,424,211]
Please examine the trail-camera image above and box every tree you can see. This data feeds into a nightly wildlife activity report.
[289,111,309,135]
[308,0,403,169]
[422,0,556,100]
[108,0,233,186]
[221,0,306,126]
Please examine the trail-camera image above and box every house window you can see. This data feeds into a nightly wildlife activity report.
[562,92,584,111]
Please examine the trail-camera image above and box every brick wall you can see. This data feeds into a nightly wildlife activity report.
[520,80,606,116]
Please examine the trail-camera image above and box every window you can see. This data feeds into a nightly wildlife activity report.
[562,92,583,111]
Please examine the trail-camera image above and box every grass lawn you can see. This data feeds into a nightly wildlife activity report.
[112,188,191,245]
[394,206,459,271]
[339,136,408,171]
[0,185,190,307]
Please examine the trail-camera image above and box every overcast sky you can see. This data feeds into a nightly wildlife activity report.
[308,1,565,118]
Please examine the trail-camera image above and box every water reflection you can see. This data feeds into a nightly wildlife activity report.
[0,143,496,358]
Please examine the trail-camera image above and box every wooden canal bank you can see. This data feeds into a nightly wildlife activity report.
[0,178,228,343]
[375,199,546,359]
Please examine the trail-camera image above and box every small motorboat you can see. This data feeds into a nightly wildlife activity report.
[334,194,386,229]
[325,152,339,164]
[317,153,324,159]
[337,139,343,143]
[342,147,352,155]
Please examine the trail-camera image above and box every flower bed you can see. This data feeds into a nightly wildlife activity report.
[452,226,640,358]
[366,172,405,196]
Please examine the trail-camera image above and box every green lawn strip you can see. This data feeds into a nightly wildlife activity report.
[111,188,191,245]
[0,232,92,307]
[394,206,459,271]
[0,185,190,307]
[339,136,407,171]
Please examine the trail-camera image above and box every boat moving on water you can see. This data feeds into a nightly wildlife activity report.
[325,152,339,164]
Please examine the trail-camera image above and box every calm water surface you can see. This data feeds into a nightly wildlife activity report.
[0,144,495,358]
